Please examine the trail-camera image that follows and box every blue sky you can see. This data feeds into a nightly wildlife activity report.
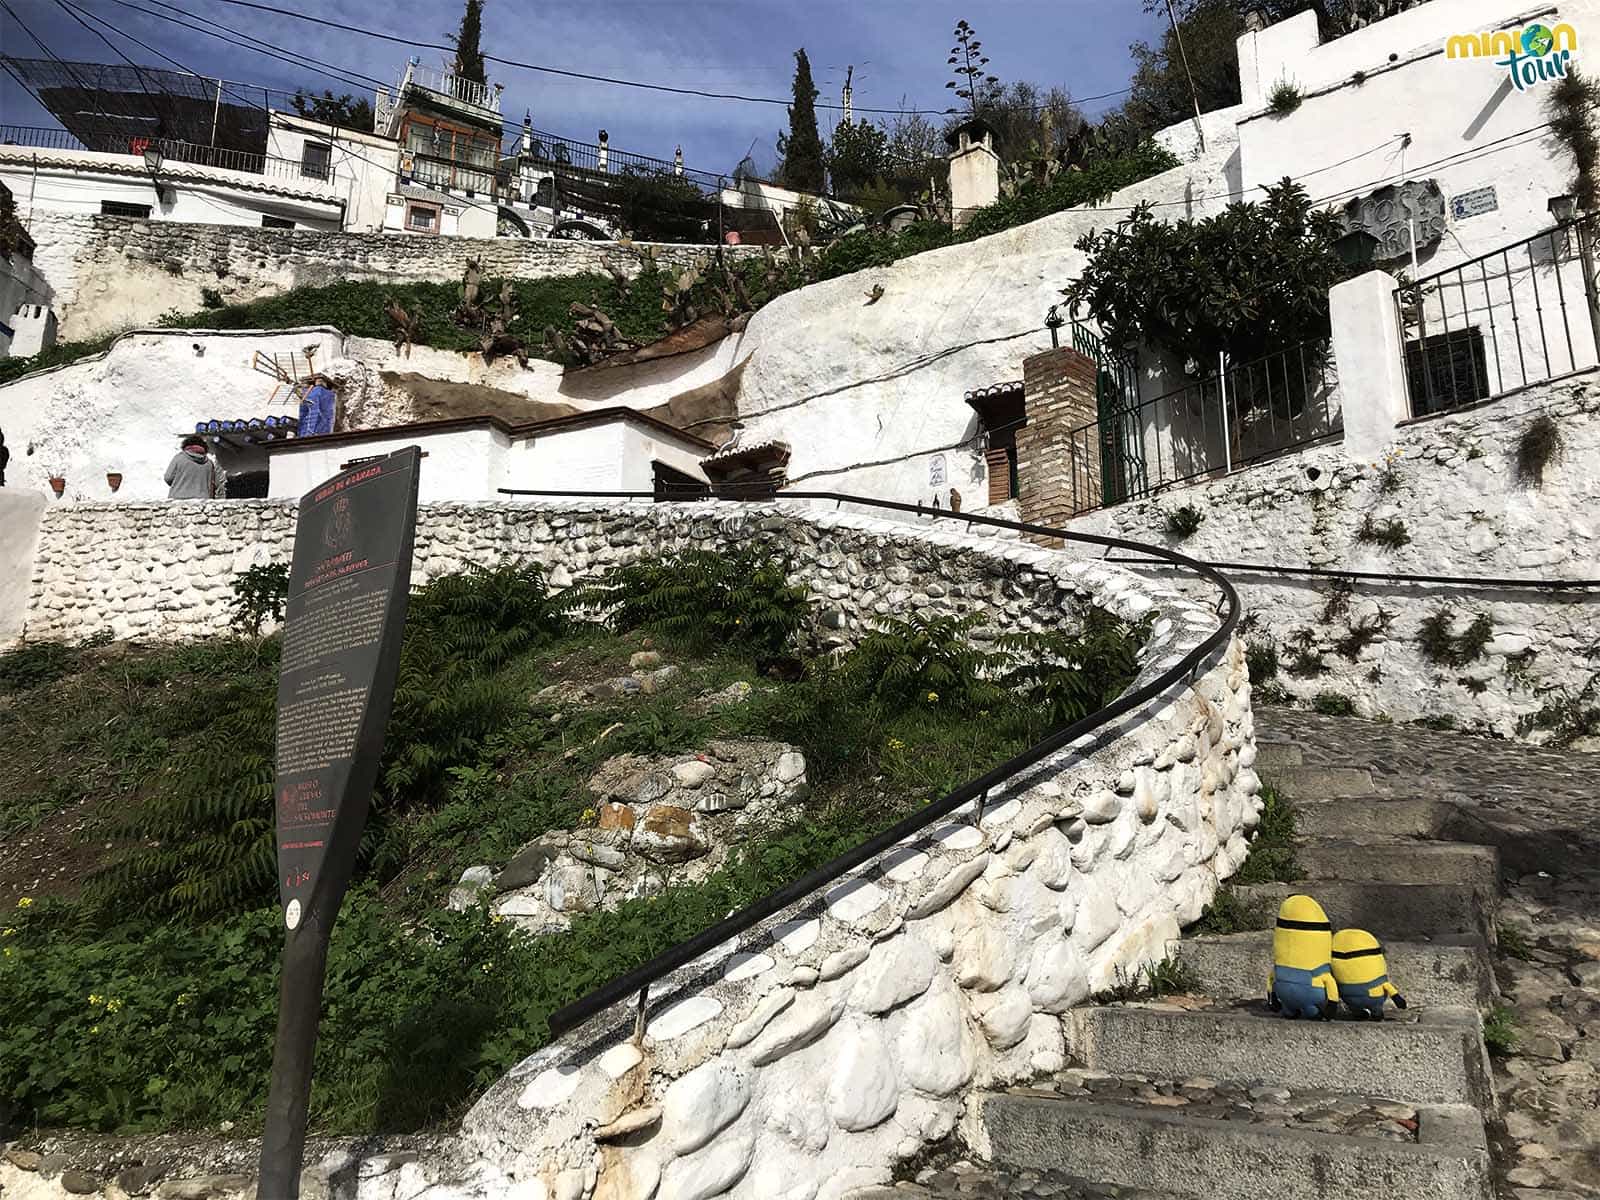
[2,0,1168,174]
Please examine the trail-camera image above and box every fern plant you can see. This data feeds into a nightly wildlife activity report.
[407,561,565,669]
[839,611,1009,712]
[997,611,1148,727]
[563,548,810,659]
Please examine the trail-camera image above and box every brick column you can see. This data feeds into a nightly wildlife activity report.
[1017,346,1101,541]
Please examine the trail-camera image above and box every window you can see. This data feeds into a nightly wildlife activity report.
[405,201,440,233]
[1405,327,1489,418]
[652,462,708,502]
[101,200,151,219]
[261,215,294,230]
[301,141,331,181]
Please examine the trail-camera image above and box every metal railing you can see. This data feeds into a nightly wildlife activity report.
[404,63,500,113]
[515,127,727,194]
[490,488,1238,1041]
[1058,340,1342,516]
[1395,220,1600,419]
[0,124,336,186]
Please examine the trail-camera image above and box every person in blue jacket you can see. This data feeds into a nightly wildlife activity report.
[297,374,337,437]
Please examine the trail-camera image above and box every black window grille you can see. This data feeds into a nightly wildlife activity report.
[300,141,331,181]
[101,200,151,218]
[1404,328,1489,417]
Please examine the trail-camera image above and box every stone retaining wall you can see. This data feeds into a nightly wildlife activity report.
[25,213,760,342]
[1072,372,1600,741]
[12,501,1257,1200]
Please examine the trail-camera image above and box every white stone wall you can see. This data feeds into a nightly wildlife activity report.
[12,500,1257,1200]
[21,213,760,343]
[1072,372,1600,739]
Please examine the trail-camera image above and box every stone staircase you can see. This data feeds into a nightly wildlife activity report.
[856,735,1505,1200]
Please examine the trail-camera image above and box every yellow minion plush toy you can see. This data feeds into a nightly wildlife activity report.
[1267,894,1339,1019]
[1331,928,1408,1020]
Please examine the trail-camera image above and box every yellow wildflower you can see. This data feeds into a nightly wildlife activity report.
[886,738,905,751]
[480,961,495,975]
[89,994,106,1007]
[2,947,13,958]
[16,897,32,909]
[926,691,940,703]
[1,927,14,937]
[491,914,505,925]
[175,992,195,1006]
[106,998,124,1014]
[89,1025,100,1035]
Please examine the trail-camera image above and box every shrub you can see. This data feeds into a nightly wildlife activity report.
[228,562,289,635]
[841,611,1008,712]
[566,549,810,660]
[1246,642,1279,683]
[407,562,566,669]
[1190,886,1270,934]
[1233,788,1302,884]
[1312,691,1357,716]
[1418,609,1493,667]
[1267,80,1304,114]
[996,612,1147,728]
[1356,515,1410,550]
[1164,504,1204,540]
[1482,1005,1518,1056]
[1515,412,1564,487]
[1333,613,1386,662]
[1515,672,1600,746]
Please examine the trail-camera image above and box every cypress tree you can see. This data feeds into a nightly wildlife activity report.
[779,49,826,193]
[450,0,487,85]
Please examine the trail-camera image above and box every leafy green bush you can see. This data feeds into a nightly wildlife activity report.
[228,562,289,635]
[1312,691,1357,716]
[840,611,1008,712]
[996,611,1148,727]
[566,548,810,660]
[1232,788,1302,884]
[0,333,120,387]
[1417,609,1493,667]
[957,140,1178,244]
[406,562,566,670]
[1267,80,1303,114]
[1246,642,1279,683]
[1164,504,1204,540]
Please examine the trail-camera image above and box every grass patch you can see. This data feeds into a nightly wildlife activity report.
[1482,1005,1518,1056]
[1091,954,1200,1003]
[1163,504,1204,540]
[1356,515,1411,550]
[1232,788,1302,885]
[1312,691,1356,716]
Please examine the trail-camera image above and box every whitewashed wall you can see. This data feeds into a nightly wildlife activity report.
[268,426,511,502]
[265,115,400,234]
[1071,370,1600,739]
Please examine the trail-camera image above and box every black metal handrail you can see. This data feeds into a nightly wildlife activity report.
[490,488,1240,1039]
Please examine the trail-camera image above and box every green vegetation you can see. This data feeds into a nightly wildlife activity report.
[1515,412,1565,487]
[1515,671,1600,747]
[1266,80,1304,115]
[0,552,1147,1135]
[1482,1005,1518,1056]
[1164,504,1205,540]
[0,332,119,387]
[228,562,289,635]
[1312,691,1357,716]
[1417,609,1493,668]
[778,49,826,194]
[1356,515,1411,551]
[1245,642,1279,684]
[1190,885,1270,934]
[1092,954,1200,1003]
[1496,923,1535,961]
[1232,787,1302,885]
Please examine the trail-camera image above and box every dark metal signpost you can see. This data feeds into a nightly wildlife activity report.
[259,447,421,1198]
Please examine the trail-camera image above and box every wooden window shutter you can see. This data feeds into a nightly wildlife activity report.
[985,448,1012,505]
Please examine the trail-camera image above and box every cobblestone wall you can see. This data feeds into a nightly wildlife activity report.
[1074,372,1600,741]
[26,213,759,341]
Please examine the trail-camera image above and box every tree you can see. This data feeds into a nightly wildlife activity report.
[777,49,825,194]
[968,81,1083,165]
[946,19,999,119]
[450,0,487,85]
[1122,0,1244,135]
[290,89,375,132]
[1063,179,1353,366]
[825,119,888,200]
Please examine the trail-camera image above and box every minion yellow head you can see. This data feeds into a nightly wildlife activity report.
[1273,894,1333,971]
[1331,927,1388,985]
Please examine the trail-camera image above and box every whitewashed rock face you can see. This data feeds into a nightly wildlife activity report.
[482,740,811,934]
[1070,375,1600,741]
[15,501,1257,1200]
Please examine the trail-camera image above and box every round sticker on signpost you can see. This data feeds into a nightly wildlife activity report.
[285,899,302,930]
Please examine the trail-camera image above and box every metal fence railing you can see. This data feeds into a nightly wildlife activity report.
[0,124,336,186]
[489,489,1238,1043]
[1058,340,1343,516]
[1395,220,1600,418]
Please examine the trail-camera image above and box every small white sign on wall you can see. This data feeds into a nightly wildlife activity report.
[1451,186,1498,220]
[929,454,946,487]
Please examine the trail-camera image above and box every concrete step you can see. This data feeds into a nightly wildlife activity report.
[1065,1003,1493,1108]
[1253,740,1304,769]
[965,1090,1492,1200]
[1296,838,1500,893]
[1262,765,1376,798]
[1236,880,1495,944]
[1293,796,1458,840]
[1176,930,1496,1010]
[846,1166,1179,1199]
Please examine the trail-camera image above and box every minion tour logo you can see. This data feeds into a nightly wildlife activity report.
[1448,22,1578,91]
